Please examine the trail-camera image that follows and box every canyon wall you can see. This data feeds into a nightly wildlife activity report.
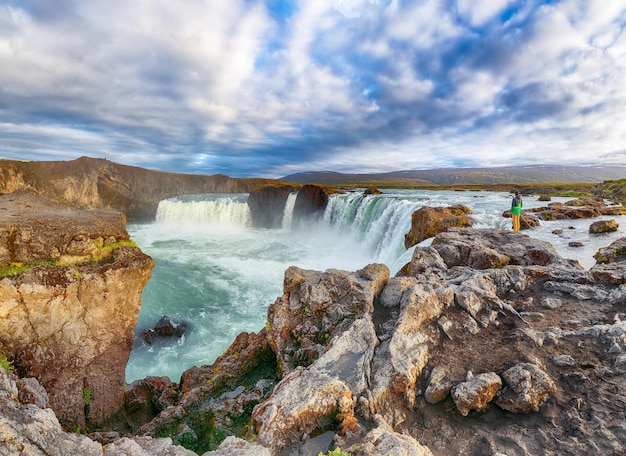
[0,157,269,221]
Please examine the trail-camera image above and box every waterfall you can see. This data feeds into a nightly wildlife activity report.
[155,194,251,226]
[322,192,423,267]
[281,192,298,230]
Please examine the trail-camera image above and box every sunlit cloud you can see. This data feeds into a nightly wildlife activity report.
[0,0,625,177]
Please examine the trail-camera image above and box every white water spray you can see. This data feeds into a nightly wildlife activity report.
[155,194,251,226]
[282,192,298,230]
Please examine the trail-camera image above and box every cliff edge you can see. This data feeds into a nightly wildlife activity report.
[0,192,154,429]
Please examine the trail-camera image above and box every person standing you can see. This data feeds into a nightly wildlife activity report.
[511,190,522,232]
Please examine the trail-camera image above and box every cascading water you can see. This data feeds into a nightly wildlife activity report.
[126,189,626,382]
[281,192,298,230]
[155,193,251,226]
[323,192,423,269]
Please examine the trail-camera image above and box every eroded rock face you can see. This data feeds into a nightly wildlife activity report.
[0,157,254,221]
[404,204,473,248]
[292,184,339,221]
[0,368,194,456]
[0,193,154,429]
[247,183,300,228]
[0,192,129,267]
[266,264,390,377]
[0,368,103,455]
[138,330,277,454]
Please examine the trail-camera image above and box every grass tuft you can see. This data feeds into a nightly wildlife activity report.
[0,353,13,372]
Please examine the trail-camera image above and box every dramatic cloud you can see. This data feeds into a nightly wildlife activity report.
[0,0,625,177]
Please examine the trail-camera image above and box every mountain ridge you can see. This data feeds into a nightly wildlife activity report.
[281,164,626,186]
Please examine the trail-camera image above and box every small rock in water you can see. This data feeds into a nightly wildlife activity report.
[143,316,187,344]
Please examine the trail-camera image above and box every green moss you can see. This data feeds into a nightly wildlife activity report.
[318,449,351,456]
[0,239,138,278]
[83,387,92,405]
[0,260,57,277]
[92,240,137,261]
[0,354,13,372]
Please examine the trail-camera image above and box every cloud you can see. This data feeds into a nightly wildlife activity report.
[0,0,625,177]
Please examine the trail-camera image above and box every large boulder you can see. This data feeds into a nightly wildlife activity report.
[451,372,502,416]
[404,205,473,249]
[589,219,619,234]
[266,264,389,376]
[593,237,626,264]
[495,363,556,414]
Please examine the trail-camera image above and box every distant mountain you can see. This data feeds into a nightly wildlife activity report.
[281,165,626,186]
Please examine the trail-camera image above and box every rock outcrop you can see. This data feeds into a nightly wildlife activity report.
[247,183,300,228]
[404,204,473,248]
[0,367,195,456]
[292,184,340,222]
[3,190,626,455]
[0,192,154,429]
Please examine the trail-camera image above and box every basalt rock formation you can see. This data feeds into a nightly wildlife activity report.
[247,183,343,228]
[0,192,154,429]
[0,157,267,221]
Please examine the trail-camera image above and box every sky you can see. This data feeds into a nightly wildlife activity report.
[1,0,625,178]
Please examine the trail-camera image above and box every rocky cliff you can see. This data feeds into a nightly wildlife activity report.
[0,157,275,221]
[0,192,154,429]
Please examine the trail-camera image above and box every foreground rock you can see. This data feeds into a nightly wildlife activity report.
[0,367,194,456]
[130,228,626,455]
[0,192,154,429]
